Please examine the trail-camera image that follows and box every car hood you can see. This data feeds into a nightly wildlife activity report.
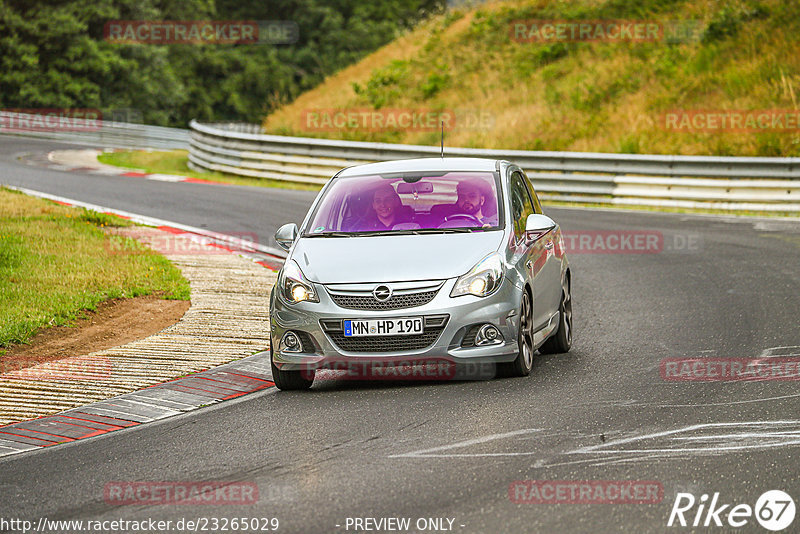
[291,232,505,284]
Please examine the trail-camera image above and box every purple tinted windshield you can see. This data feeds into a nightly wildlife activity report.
[305,172,501,234]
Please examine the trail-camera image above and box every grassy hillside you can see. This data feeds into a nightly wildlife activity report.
[263,0,800,156]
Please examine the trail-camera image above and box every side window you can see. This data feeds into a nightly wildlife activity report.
[522,173,544,214]
[510,172,534,242]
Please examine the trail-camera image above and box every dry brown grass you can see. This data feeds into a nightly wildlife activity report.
[263,0,800,156]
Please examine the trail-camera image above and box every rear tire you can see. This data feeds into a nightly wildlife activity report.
[499,289,534,378]
[270,348,314,390]
[539,278,572,355]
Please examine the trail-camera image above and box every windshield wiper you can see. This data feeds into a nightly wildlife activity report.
[409,227,476,234]
[302,231,366,238]
[302,227,484,238]
[348,228,479,236]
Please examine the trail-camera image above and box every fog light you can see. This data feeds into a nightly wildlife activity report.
[475,324,502,346]
[281,331,303,353]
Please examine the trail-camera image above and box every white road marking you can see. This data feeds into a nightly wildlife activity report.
[392,421,800,463]
[567,392,800,409]
[569,420,800,455]
[389,428,542,458]
[146,173,185,182]
[758,345,800,357]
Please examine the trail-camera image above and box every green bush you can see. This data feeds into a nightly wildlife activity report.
[0,0,446,127]
[420,70,450,99]
[353,60,410,108]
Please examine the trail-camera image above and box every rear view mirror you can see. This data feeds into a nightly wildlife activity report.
[275,223,298,251]
[525,214,556,243]
[396,181,433,195]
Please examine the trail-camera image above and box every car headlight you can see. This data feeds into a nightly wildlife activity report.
[279,259,319,303]
[451,252,503,298]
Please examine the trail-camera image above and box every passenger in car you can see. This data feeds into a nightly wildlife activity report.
[351,183,410,231]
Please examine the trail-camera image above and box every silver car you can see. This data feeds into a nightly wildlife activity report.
[269,157,572,390]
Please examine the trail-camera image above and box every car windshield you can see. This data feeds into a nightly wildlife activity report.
[303,171,503,236]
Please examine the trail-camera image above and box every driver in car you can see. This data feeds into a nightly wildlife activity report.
[453,180,497,226]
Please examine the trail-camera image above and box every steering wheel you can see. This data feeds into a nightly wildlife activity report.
[443,213,483,225]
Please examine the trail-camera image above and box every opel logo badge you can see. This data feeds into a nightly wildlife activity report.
[372,285,393,302]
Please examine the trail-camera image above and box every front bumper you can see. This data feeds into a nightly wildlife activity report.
[270,277,521,371]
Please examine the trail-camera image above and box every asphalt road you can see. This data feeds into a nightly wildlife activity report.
[2,136,800,533]
[0,137,317,250]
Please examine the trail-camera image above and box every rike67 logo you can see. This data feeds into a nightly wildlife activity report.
[668,490,795,531]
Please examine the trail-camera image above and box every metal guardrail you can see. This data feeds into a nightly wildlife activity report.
[188,121,800,212]
[0,111,190,150]
[5,112,796,212]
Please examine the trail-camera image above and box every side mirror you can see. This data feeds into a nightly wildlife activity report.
[275,223,298,251]
[524,214,556,243]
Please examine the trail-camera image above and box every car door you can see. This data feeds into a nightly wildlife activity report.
[523,171,563,324]
[508,170,549,331]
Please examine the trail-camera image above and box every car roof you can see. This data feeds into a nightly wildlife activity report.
[337,157,501,177]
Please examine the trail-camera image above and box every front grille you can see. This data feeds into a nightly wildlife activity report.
[326,330,444,352]
[329,289,438,311]
[321,315,448,353]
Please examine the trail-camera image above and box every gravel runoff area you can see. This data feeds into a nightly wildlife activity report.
[0,227,277,426]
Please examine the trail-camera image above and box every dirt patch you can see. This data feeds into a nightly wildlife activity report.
[1,295,190,371]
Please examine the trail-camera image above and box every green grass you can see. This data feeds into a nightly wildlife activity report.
[98,150,323,192]
[0,188,190,349]
[77,209,134,228]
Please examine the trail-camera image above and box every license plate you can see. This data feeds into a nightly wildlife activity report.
[343,317,423,337]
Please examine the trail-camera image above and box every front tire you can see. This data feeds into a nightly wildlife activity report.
[270,348,314,390]
[499,289,534,377]
[539,279,572,355]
